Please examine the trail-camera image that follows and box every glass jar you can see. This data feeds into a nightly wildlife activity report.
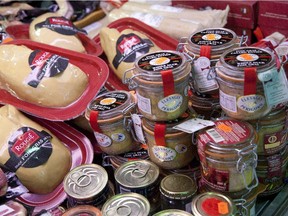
[191,192,237,216]
[178,28,242,94]
[160,174,197,213]
[123,50,191,121]
[114,160,160,213]
[63,164,114,209]
[256,146,288,197]
[85,90,137,155]
[101,193,150,216]
[189,91,222,120]
[215,47,279,120]
[249,107,288,155]
[142,110,196,170]
[197,119,258,194]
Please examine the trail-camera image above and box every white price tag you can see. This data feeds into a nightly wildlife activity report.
[173,118,215,134]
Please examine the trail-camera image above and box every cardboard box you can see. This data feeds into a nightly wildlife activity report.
[257,25,288,39]
[172,0,258,29]
[258,1,288,29]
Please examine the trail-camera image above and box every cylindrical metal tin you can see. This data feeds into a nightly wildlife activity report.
[64,164,113,208]
[101,193,150,216]
[62,205,102,216]
[153,209,194,216]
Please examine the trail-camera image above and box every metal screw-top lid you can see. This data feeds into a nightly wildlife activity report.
[160,174,197,200]
[191,192,236,216]
[114,160,159,189]
[101,192,150,216]
[63,164,108,200]
[153,209,194,216]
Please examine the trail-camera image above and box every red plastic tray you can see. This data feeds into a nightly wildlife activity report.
[0,39,109,121]
[5,24,103,56]
[15,115,94,215]
[93,18,179,91]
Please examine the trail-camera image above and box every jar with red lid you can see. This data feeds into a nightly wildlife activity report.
[197,119,258,194]
[123,50,191,121]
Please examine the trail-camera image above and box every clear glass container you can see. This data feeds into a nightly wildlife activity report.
[85,90,137,155]
[123,50,191,121]
[197,119,258,193]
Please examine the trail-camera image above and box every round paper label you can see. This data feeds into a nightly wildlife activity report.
[158,94,183,112]
[237,95,266,113]
[94,132,112,147]
[152,146,176,162]
[190,29,234,46]
[89,92,128,111]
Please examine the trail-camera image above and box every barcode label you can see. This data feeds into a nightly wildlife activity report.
[207,129,225,143]
[119,186,131,194]
[220,90,237,112]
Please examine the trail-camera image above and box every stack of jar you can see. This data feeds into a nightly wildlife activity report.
[123,50,200,213]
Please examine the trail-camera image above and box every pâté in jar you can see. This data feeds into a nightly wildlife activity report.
[215,47,281,120]
[123,50,191,121]
[85,90,137,155]
[197,119,258,194]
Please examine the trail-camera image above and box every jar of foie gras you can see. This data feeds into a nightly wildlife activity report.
[123,50,191,121]
[178,28,242,94]
[197,119,258,194]
[114,160,160,213]
[142,110,195,170]
[160,174,197,213]
[191,192,237,216]
[85,90,137,155]
[249,107,288,156]
[214,47,285,120]
[101,193,150,216]
[63,164,114,208]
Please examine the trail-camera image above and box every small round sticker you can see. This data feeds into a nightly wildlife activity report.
[152,146,176,162]
[236,53,259,62]
[100,97,117,106]
[175,144,187,154]
[158,94,183,112]
[150,57,170,65]
[111,133,126,142]
[202,33,222,41]
[94,132,112,147]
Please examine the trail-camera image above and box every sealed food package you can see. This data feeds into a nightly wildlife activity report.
[0,105,72,194]
[99,27,161,80]
[29,13,87,53]
[107,8,204,40]
[0,200,27,216]
[0,44,88,108]
[120,2,229,28]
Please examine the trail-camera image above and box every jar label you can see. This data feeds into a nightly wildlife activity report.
[190,29,234,46]
[237,95,266,113]
[202,168,230,191]
[136,92,152,114]
[111,133,126,142]
[258,67,288,107]
[131,114,146,144]
[0,205,15,215]
[152,146,176,162]
[137,52,182,71]
[158,94,183,112]
[89,92,128,111]
[94,132,112,147]
[263,130,287,154]
[173,118,215,134]
[223,48,272,68]
[197,119,253,146]
[193,56,219,93]
[219,90,237,113]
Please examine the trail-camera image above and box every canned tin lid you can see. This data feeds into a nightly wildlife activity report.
[114,160,159,189]
[101,192,150,216]
[160,174,197,199]
[188,28,238,54]
[191,192,235,216]
[153,209,194,216]
[63,164,108,200]
[135,50,188,80]
[62,205,102,216]
[86,90,133,120]
[219,47,275,73]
